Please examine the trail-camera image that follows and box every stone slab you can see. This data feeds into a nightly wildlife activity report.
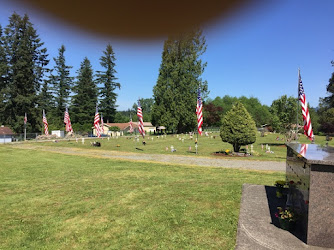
[236,184,332,250]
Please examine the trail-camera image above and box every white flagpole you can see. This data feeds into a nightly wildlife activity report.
[24,112,27,141]
[296,68,300,141]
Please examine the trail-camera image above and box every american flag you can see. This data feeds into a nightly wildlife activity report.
[299,143,308,157]
[137,101,145,138]
[298,71,313,140]
[42,109,49,136]
[64,107,73,133]
[94,106,101,138]
[196,88,203,136]
[24,112,27,125]
[100,113,104,134]
[129,118,134,133]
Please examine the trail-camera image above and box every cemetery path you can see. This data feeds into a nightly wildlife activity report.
[10,143,285,172]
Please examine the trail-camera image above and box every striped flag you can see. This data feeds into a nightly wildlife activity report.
[298,70,313,140]
[137,100,145,138]
[299,144,308,157]
[94,106,101,138]
[100,113,104,134]
[196,88,203,135]
[42,109,49,136]
[64,107,73,133]
[129,118,134,133]
[24,112,27,125]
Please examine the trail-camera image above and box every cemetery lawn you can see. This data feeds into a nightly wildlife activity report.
[0,146,284,249]
[32,132,334,162]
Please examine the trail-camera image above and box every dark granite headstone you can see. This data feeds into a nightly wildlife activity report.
[286,143,334,248]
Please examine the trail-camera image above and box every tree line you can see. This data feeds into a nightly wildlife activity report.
[0,13,119,133]
[1,12,333,136]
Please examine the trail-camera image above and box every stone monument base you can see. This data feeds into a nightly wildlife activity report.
[235,184,330,249]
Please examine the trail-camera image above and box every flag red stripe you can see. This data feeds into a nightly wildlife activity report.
[94,107,101,138]
[43,110,49,136]
[137,103,145,138]
[299,73,313,140]
[196,89,203,135]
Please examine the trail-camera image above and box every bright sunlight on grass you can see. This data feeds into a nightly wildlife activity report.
[0,146,284,249]
[32,132,334,162]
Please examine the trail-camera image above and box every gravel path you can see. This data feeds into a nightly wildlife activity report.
[10,144,285,172]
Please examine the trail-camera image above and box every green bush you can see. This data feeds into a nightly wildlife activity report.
[220,102,257,152]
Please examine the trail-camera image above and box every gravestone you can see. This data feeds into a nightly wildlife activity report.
[286,143,334,248]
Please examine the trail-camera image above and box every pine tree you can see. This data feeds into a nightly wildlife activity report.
[96,44,120,123]
[220,102,257,152]
[0,24,9,125]
[2,13,49,132]
[38,77,55,116]
[50,45,73,121]
[151,29,208,133]
[72,57,97,132]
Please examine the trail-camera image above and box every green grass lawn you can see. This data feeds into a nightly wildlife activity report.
[31,132,334,162]
[0,146,284,249]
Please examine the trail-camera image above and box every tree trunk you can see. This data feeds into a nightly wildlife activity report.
[233,143,241,152]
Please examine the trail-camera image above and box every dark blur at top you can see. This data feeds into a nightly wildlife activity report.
[18,0,264,40]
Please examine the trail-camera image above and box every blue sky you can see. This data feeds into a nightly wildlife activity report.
[0,0,333,110]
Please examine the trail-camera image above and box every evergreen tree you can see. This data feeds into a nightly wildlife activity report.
[0,24,9,124]
[38,77,55,116]
[151,29,208,133]
[72,57,97,132]
[2,13,49,132]
[96,44,120,123]
[220,102,257,152]
[49,45,73,121]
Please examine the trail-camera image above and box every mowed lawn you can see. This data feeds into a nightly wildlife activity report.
[0,146,284,249]
[34,132,334,162]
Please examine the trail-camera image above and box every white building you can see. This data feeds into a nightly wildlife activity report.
[0,126,14,144]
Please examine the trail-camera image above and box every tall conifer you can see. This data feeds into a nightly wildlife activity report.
[151,29,208,133]
[72,57,97,131]
[2,13,49,132]
[50,45,73,120]
[96,44,120,123]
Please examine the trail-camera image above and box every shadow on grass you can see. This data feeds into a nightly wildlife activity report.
[265,186,306,243]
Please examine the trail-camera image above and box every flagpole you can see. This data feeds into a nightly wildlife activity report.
[24,113,26,141]
[196,131,198,155]
[296,68,300,141]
